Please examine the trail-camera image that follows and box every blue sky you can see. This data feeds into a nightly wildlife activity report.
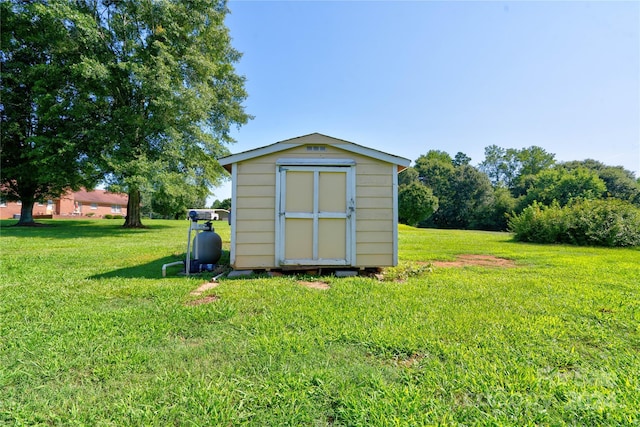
[211,0,639,201]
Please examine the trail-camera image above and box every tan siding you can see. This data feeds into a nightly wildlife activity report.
[356,163,392,174]
[236,232,274,244]
[356,242,392,254]
[234,220,274,232]
[233,158,277,266]
[236,185,275,197]
[234,255,274,269]
[235,208,273,221]
[356,219,392,232]
[356,254,393,267]
[237,162,275,174]
[356,198,387,209]
[357,186,392,198]
[353,161,395,266]
[235,197,274,209]
[356,231,393,243]
[356,174,392,187]
[236,173,275,186]
[235,243,273,256]
[357,208,393,220]
[256,145,384,164]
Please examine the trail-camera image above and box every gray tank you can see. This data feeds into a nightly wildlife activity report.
[194,227,222,264]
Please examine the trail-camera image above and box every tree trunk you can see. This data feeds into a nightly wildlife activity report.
[123,188,145,228]
[16,199,36,226]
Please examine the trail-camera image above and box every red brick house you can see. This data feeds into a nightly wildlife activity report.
[1,188,128,219]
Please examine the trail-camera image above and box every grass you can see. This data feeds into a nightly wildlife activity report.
[1,219,639,425]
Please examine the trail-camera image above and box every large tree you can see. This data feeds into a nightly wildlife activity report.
[87,0,250,227]
[519,167,606,209]
[1,1,104,225]
[149,171,209,219]
[559,159,640,205]
[479,145,555,195]
[413,150,494,229]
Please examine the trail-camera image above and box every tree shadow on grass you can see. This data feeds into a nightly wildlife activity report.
[0,219,173,240]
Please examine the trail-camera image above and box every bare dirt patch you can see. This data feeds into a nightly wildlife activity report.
[394,353,427,368]
[190,281,219,296]
[298,280,331,290]
[431,254,516,268]
[186,295,219,306]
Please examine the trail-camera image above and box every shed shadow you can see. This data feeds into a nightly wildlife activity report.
[89,250,229,280]
[89,256,185,279]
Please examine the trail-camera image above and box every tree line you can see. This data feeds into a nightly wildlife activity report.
[398,146,640,246]
[1,0,250,227]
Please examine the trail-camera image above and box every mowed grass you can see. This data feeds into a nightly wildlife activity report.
[1,220,639,426]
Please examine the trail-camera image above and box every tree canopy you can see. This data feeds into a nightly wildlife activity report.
[1,0,250,227]
[1,1,104,225]
[479,145,556,194]
[559,160,640,205]
[88,0,250,227]
[402,144,637,236]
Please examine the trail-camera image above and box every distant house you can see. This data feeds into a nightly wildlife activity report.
[0,188,128,219]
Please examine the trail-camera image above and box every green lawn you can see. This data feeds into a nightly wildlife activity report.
[1,219,639,426]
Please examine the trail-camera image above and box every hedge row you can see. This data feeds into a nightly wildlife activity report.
[508,199,640,247]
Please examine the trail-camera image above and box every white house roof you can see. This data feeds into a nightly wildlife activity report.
[218,133,411,172]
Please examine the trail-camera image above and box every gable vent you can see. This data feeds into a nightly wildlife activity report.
[306,146,326,152]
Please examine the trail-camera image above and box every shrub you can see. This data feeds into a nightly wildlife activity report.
[565,199,640,247]
[398,182,438,227]
[507,201,566,244]
[104,214,113,219]
[508,199,640,247]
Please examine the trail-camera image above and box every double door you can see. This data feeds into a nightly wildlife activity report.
[276,165,355,266]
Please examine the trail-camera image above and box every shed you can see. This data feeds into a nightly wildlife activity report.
[218,133,411,270]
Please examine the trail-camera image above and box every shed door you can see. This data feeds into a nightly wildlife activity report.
[276,165,355,266]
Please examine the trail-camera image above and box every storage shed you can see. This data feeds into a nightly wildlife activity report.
[218,133,411,270]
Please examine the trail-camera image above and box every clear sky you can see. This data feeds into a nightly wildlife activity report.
[210,0,639,201]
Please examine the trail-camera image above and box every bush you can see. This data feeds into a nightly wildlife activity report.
[398,182,438,227]
[508,199,640,247]
[103,214,123,219]
[566,199,640,247]
[507,201,567,244]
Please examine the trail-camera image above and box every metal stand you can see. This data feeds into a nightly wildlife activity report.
[161,209,216,277]
[185,219,210,276]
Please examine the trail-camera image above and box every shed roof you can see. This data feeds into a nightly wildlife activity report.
[218,133,411,173]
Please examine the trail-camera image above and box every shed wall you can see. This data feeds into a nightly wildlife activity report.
[233,144,395,269]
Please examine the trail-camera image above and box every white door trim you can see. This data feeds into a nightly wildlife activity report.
[275,164,355,266]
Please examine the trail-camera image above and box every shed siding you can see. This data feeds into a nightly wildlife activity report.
[354,162,394,267]
[232,144,395,269]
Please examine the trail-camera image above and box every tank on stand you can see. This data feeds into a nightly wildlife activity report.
[186,210,222,274]
[161,209,224,277]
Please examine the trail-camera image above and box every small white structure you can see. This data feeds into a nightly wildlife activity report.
[185,209,230,221]
[218,133,410,270]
